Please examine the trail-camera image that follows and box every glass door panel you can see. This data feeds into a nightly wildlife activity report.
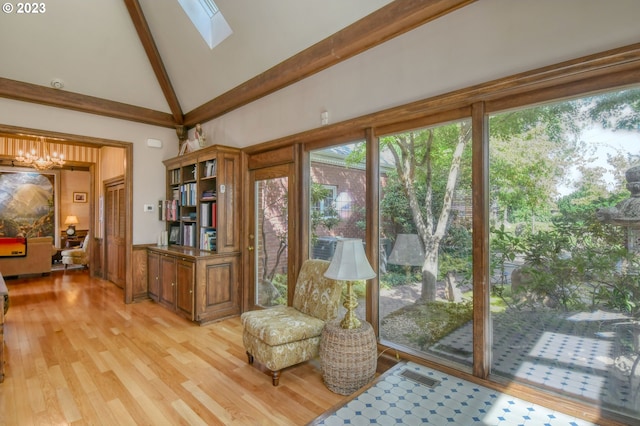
[252,167,289,307]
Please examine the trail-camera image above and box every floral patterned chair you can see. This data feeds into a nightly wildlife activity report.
[61,234,90,269]
[241,259,342,386]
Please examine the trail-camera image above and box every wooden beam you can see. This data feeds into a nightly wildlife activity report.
[123,0,184,125]
[184,0,475,126]
[0,77,176,128]
[0,0,474,128]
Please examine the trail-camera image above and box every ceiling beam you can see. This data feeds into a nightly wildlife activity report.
[123,0,184,125]
[0,0,474,129]
[0,77,176,128]
[184,0,475,126]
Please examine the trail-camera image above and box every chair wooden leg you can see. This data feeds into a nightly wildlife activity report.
[271,370,280,386]
[246,352,254,364]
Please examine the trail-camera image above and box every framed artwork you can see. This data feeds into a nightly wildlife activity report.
[0,168,59,239]
[169,225,180,244]
[0,236,27,257]
[73,192,87,203]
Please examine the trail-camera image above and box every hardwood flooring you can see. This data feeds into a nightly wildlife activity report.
[0,270,347,425]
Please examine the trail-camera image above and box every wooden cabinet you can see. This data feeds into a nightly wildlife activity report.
[176,258,195,317]
[162,145,240,254]
[147,249,195,321]
[152,144,242,324]
[147,246,240,324]
[159,254,177,308]
[147,249,160,300]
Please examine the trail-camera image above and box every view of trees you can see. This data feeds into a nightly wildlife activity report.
[377,87,640,311]
[304,87,640,419]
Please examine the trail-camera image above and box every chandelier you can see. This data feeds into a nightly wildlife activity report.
[15,137,65,170]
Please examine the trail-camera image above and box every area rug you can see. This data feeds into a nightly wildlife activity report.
[308,361,597,425]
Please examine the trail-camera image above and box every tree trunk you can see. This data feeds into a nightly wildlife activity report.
[421,243,439,301]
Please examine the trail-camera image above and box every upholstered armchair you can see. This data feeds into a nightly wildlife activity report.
[241,259,342,386]
[61,234,89,269]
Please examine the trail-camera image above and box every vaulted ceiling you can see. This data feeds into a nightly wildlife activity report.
[0,0,474,130]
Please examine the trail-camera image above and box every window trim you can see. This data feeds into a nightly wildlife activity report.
[288,45,640,425]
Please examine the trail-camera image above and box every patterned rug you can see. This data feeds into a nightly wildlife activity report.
[309,361,597,425]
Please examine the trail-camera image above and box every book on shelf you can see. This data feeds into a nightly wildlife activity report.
[201,189,217,200]
[203,159,217,178]
[169,169,180,185]
[200,202,217,227]
[180,182,197,206]
[182,223,196,247]
[158,200,165,220]
[163,200,178,221]
[200,228,217,251]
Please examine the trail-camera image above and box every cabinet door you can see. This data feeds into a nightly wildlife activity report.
[147,251,160,301]
[159,255,176,307]
[176,258,195,318]
[106,180,126,288]
[217,152,240,253]
[195,255,240,323]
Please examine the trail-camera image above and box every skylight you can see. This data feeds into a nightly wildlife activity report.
[177,0,232,50]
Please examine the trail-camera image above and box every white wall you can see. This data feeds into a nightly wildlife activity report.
[198,0,640,148]
[0,99,177,245]
[2,0,639,245]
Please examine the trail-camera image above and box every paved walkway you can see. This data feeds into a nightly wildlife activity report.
[370,285,640,418]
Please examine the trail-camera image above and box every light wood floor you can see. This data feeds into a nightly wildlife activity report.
[0,270,347,425]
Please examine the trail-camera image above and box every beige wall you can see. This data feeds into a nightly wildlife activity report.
[193,0,640,147]
[2,0,639,246]
[60,169,91,235]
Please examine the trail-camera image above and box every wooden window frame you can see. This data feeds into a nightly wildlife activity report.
[246,43,640,425]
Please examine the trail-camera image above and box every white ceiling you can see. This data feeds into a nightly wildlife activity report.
[0,0,392,115]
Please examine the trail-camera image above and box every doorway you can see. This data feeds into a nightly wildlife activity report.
[248,164,295,309]
[104,176,126,288]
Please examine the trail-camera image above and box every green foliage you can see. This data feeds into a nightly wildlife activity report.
[271,273,288,306]
[584,87,640,132]
[490,224,526,298]
[380,268,421,289]
[492,201,631,312]
[594,255,640,318]
[380,171,420,235]
[310,182,340,244]
[384,300,473,350]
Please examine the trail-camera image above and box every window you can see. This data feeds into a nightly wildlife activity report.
[294,46,638,424]
[309,142,368,321]
[312,184,337,217]
[378,119,473,369]
[488,87,640,420]
[177,0,232,49]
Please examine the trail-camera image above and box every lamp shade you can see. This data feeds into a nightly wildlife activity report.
[324,238,376,281]
[388,234,425,266]
[64,215,79,225]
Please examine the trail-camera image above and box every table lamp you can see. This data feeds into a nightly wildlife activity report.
[324,238,376,329]
[64,215,79,236]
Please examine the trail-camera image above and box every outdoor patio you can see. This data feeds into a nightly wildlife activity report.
[427,308,638,416]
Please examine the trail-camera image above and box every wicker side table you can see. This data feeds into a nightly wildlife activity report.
[319,319,377,395]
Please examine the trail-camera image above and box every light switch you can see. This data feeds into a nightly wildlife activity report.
[144,204,154,212]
